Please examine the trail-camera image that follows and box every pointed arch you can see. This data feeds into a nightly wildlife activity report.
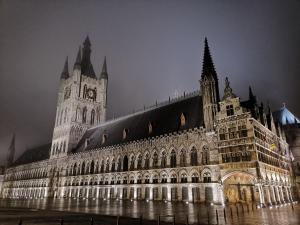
[170,149,177,168]
[190,146,198,166]
[90,109,95,125]
[82,107,87,123]
[123,155,128,172]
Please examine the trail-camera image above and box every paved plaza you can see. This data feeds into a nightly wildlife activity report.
[0,199,299,225]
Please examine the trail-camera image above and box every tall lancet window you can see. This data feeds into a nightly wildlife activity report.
[90,109,95,125]
[82,107,87,123]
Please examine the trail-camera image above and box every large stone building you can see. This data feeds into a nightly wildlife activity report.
[1,37,297,207]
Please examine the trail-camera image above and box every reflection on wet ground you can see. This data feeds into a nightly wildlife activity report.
[0,198,299,225]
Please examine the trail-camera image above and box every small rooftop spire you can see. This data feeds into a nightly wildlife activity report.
[60,57,69,79]
[84,35,91,47]
[74,46,81,70]
[222,77,236,100]
[201,37,217,80]
[100,56,108,79]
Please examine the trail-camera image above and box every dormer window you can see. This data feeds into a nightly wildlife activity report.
[123,129,128,140]
[85,138,90,148]
[180,113,186,126]
[148,122,153,134]
[102,134,107,144]
[226,105,234,116]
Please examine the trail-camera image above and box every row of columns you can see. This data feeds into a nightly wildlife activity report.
[56,184,219,203]
[3,187,49,199]
[257,184,293,207]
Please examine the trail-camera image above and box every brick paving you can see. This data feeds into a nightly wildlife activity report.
[0,199,298,225]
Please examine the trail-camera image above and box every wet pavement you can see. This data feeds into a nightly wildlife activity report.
[0,198,299,225]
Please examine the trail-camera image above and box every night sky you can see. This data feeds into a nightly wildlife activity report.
[0,0,299,163]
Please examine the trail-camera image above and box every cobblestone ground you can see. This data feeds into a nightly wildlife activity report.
[0,199,299,225]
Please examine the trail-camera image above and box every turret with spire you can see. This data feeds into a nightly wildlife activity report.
[200,38,220,131]
[81,35,96,78]
[60,57,69,79]
[100,56,108,80]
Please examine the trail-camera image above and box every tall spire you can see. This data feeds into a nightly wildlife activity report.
[6,133,15,167]
[100,56,108,79]
[73,46,81,70]
[60,57,69,79]
[201,37,217,80]
[81,36,96,78]
[249,86,256,103]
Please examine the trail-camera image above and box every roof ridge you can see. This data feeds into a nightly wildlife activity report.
[88,90,200,131]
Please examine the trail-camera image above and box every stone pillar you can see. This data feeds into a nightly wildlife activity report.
[288,187,293,202]
[188,186,193,202]
[264,186,272,206]
[167,186,171,201]
[275,186,282,204]
[269,186,277,205]
[285,187,291,202]
[258,185,265,207]
[149,187,153,200]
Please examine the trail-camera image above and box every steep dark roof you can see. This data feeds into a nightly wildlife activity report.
[12,144,51,167]
[73,93,203,153]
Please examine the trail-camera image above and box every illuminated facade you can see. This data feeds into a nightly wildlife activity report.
[1,37,296,206]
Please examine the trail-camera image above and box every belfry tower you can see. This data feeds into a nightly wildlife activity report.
[50,36,108,158]
[200,38,220,131]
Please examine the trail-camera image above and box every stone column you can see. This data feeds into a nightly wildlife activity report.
[258,185,265,207]
[264,186,272,206]
[270,186,277,205]
[285,187,291,202]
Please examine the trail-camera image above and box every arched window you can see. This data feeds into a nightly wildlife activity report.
[83,84,87,98]
[202,146,209,165]
[117,158,121,172]
[123,155,128,171]
[148,122,153,134]
[152,152,158,168]
[105,159,109,172]
[73,164,77,176]
[144,153,150,169]
[76,107,81,122]
[170,150,176,168]
[81,162,85,175]
[137,155,142,169]
[100,161,104,173]
[161,151,166,168]
[130,155,135,171]
[111,159,115,172]
[203,171,211,183]
[90,109,95,125]
[59,109,63,125]
[180,149,186,167]
[96,107,101,123]
[82,107,87,123]
[191,147,198,166]
[64,108,68,123]
[90,161,94,174]
[63,142,66,153]
[123,128,128,140]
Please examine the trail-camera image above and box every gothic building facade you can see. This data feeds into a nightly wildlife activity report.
[1,37,297,206]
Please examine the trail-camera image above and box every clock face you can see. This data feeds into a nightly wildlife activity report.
[86,88,96,100]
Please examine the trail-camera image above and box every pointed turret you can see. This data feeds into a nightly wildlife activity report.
[200,38,220,131]
[100,56,108,79]
[83,35,91,47]
[249,86,256,102]
[81,36,96,78]
[73,46,81,70]
[60,57,69,79]
[201,38,217,80]
[6,133,15,167]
